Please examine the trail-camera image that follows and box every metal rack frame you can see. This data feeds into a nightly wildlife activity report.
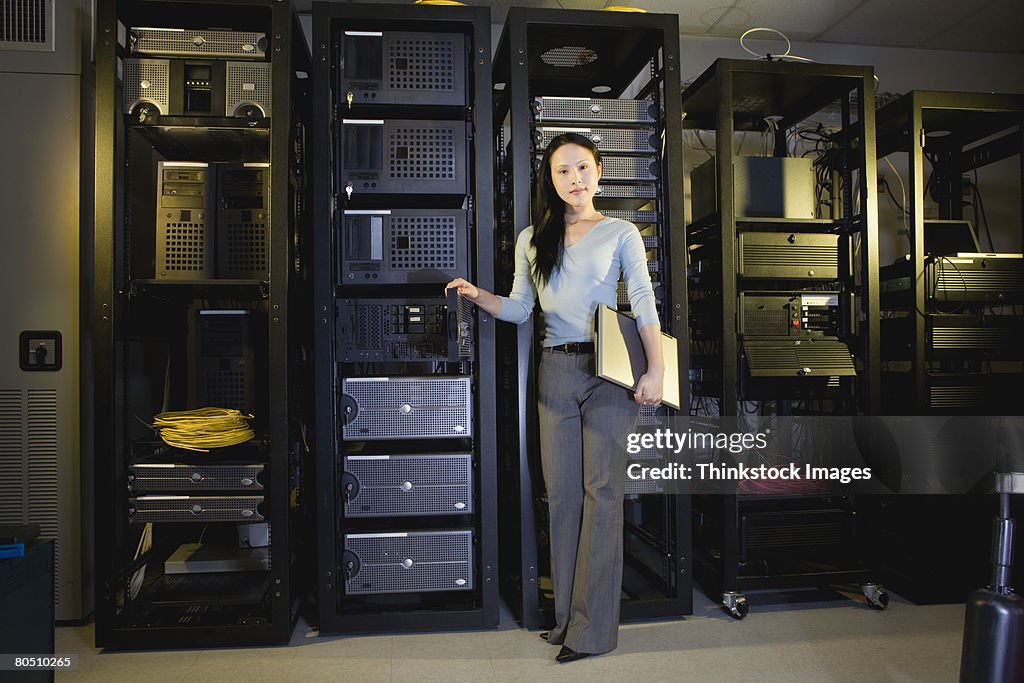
[92,0,308,648]
[492,6,692,630]
[310,1,498,633]
[681,58,882,617]
[875,90,1024,415]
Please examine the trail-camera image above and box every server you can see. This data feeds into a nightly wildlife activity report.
[310,1,497,633]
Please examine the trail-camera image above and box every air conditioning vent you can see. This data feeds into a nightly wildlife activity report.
[0,0,53,51]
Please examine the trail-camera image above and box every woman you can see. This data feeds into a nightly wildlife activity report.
[446,133,664,662]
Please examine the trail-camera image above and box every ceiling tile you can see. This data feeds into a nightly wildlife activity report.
[920,0,1024,53]
[817,0,992,47]
[723,0,863,40]
[624,0,734,35]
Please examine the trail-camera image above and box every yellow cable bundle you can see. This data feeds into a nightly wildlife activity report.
[151,407,255,452]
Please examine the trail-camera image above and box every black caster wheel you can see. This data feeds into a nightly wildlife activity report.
[722,591,748,619]
[862,583,889,610]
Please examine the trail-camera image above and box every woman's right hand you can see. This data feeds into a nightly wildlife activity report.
[445,278,480,301]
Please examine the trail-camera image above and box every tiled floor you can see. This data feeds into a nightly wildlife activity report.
[54,589,967,683]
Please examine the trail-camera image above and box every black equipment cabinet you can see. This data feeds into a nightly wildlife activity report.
[864,92,1024,604]
[92,0,311,647]
[874,91,1024,416]
[309,2,498,632]
[492,7,692,630]
[681,59,883,619]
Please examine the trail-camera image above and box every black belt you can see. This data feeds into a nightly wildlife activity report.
[544,342,595,354]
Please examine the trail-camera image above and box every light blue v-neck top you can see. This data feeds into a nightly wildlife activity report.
[494,217,659,346]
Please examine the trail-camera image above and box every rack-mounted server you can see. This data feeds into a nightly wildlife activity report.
[342,453,473,517]
[338,31,467,106]
[339,208,469,284]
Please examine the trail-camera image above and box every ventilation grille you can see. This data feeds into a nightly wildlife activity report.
[157,218,211,278]
[218,216,268,278]
[131,27,266,59]
[741,509,847,554]
[931,327,1015,349]
[929,386,987,409]
[540,45,597,68]
[202,370,249,412]
[534,97,656,124]
[741,245,839,277]
[627,448,661,461]
[0,390,61,606]
[625,478,664,495]
[129,495,264,523]
[343,530,473,594]
[535,127,656,154]
[597,156,658,181]
[0,390,26,523]
[935,269,1024,294]
[122,59,170,115]
[344,454,472,517]
[602,210,658,224]
[0,0,52,50]
[342,376,471,441]
[743,308,790,337]
[636,404,662,426]
[743,340,856,377]
[594,184,656,199]
[389,127,456,179]
[356,304,383,351]
[388,38,455,91]
[130,464,265,492]
[225,61,271,117]
[390,215,458,270]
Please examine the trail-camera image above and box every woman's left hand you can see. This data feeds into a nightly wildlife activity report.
[634,371,663,407]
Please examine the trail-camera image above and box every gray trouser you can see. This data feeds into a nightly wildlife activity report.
[538,348,635,654]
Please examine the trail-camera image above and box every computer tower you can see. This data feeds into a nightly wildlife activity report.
[338,31,467,106]
[187,309,256,415]
[216,164,271,279]
[155,162,215,279]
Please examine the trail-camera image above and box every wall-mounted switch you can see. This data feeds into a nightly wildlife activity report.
[20,330,62,371]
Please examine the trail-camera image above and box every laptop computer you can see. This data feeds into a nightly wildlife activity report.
[595,304,681,410]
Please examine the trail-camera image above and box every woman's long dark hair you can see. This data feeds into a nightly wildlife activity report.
[531,132,602,287]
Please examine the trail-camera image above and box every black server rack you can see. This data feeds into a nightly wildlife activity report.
[681,59,884,618]
[864,91,1024,604]
[874,91,1024,416]
[492,8,691,630]
[92,0,310,648]
[310,2,497,633]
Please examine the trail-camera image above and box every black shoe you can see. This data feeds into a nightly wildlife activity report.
[539,631,550,642]
[556,646,592,663]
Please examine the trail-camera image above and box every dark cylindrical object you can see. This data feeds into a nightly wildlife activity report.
[961,492,1024,682]
[959,587,1024,682]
